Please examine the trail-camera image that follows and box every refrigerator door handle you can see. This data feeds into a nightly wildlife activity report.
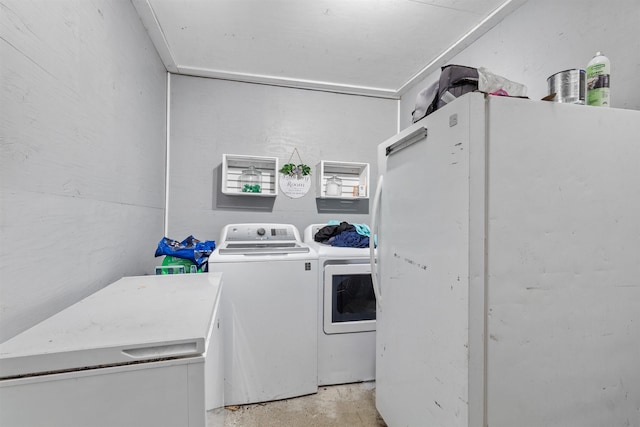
[385,126,427,157]
[370,174,383,309]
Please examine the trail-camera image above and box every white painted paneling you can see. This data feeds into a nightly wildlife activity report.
[400,0,640,128]
[166,74,396,242]
[1,191,164,341]
[0,0,167,341]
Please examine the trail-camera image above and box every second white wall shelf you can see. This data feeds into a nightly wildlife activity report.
[316,160,370,199]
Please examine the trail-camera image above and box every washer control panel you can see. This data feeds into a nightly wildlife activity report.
[222,224,299,242]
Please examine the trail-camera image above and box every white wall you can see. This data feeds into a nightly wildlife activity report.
[167,75,397,242]
[5,0,634,343]
[400,0,640,129]
[0,0,167,341]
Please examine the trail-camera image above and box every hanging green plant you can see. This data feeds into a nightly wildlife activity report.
[279,163,311,177]
[279,163,295,176]
[280,148,311,179]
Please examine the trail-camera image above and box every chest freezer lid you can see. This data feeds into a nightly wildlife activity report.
[0,273,223,379]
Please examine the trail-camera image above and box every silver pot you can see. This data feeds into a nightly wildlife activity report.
[547,69,585,104]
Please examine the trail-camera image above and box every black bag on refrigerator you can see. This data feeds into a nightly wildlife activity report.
[412,64,479,123]
[436,64,479,109]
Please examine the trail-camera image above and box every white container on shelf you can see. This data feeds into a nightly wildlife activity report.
[325,175,342,196]
[222,154,278,196]
[316,160,369,199]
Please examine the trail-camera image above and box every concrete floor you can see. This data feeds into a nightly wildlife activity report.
[208,381,387,427]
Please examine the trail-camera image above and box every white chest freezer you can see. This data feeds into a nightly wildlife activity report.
[0,273,224,427]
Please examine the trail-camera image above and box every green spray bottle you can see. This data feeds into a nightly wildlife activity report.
[586,52,610,107]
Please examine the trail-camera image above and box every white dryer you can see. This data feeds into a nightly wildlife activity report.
[208,223,318,406]
[303,224,376,386]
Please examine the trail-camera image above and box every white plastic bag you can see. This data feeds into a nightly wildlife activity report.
[478,67,527,97]
[412,81,438,123]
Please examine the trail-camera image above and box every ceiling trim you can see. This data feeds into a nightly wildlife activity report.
[135,0,528,100]
[176,66,400,99]
[131,0,179,73]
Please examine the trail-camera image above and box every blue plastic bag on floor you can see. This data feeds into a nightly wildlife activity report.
[155,235,216,269]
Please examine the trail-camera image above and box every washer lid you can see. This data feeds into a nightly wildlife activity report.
[0,273,222,379]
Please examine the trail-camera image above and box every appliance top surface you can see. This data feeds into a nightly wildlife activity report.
[213,223,313,256]
[220,223,302,243]
[303,224,373,259]
[0,273,223,379]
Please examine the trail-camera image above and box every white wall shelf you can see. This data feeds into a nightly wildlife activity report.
[221,154,278,196]
[316,160,370,199]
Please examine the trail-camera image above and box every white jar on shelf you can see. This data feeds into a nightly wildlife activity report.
[325,175,342,197]
[240,166,262,193]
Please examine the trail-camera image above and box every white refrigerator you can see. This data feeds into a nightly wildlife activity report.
[0,273,224,427]
[372,93,640,427]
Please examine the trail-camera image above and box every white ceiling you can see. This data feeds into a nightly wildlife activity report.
[133,0,526,98]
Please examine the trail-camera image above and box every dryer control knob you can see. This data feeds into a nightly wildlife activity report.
[257,227,266,236]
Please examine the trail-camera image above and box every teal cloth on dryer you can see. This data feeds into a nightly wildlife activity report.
[353,223,371,237]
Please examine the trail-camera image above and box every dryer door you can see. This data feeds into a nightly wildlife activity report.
[324,264,376,334]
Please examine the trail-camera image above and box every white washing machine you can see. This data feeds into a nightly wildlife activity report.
[303,224,376,386]
[208,223,318,406]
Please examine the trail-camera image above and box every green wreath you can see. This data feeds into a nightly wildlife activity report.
[279,163,311,177]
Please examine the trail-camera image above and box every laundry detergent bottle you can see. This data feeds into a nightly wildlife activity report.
[586,52,610,107]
